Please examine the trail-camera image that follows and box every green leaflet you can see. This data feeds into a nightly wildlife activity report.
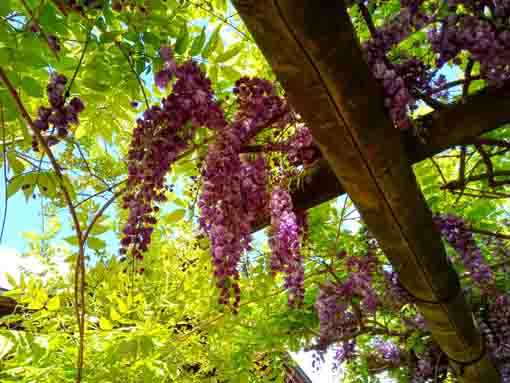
[175,24,190,55]
[190,26,207,56]
[202,24,222,59]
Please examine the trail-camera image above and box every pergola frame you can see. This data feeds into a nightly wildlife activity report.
[233,0,503,381]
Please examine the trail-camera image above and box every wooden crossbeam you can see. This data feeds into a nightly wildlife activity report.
[233,1,500,381]
[0,296,16,317]
[287,84,510,218]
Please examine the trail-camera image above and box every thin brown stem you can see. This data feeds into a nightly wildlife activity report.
[0,105,7,244]
[0,67,85,383]
[470,227,510,240]
[429,76,481,95]
[186,0,252,41]
[74,178,127,208]
[359,2,377,39]
[442,170,510,190]
[115,43,150,109]
[83,189,125,243]
[429,158,447,184]
[475,143,497,187]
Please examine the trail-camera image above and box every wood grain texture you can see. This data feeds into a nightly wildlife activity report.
[280,84,510,222]
[233,0,500,381]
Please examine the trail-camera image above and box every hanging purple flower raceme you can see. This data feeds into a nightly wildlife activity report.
[314,282,360,350]
[373,339,402,366]
[47,35,61,54]
[363,0,434,130]
[285,126,321,168]
[402,313,426,331]
[121,47,226,260]
[314,252,380,349]
[487,294,510,360]
[427,6,510,85]
[199,128,244,309]
[433,214,493,288]
[32,73,85,152]
[411,341,446,383]
[384,270,412,309]
[199,77,290,310]
[240,155,269,246]
[345,252,380,312]
[335,340,357,364]
[269,187,305,307]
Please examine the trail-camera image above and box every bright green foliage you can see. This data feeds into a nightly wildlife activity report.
[1,1,510,383]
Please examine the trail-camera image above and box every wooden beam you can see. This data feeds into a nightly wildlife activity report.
[287,84,510,217]
[233,1,500,381]
[0,296,16,317]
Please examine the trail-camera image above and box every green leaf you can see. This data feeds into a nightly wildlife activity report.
[28,288,48,310]
[37,172,57,198]
[0,0,12,16]
[116,298,128,313]
[99,317,113,330]
[83,77,110,92]
[174,24,190,55]
[215,0,228,12]
[135,57,146,75]
[87,237,106,250]
[5,272,17,288]
[166,209,186,223]
[7,153,25,175]
[20,77,44,98]
[60,175,76,200]
[110,307,121,321]
[190,26,206,56]
[47,296,60,311]
[0,334,14,360]
[209,64,218,84]
[6,176,24,199]
[90,223,109,235]
[22,181,36,201]
[221,66,241,81]
[64,236,79,246]
[216,43,243,63]
[202,25,222,59]
[1,288,21,297]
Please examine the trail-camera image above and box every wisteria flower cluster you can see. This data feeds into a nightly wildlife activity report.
[428,2,510,85]
[372,339,401,366]
[363,1,433,129]
[121,47,226,260]
[284,126,321,168]
[433,214,493,287]
[32,73,85,152]
[314,251,380,350]
[384,270,412,309]
[269,187,305,307]
[198,77,300,309]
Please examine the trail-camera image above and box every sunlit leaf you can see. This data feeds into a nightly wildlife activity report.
[99,317,113,330]
[202,25,222,59]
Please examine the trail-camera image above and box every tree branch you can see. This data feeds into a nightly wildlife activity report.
[0,67,86,383]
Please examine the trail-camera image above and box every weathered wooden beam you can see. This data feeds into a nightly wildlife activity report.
[233,1,500,381]
[0,296,16,317]
[288,84,510,217]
